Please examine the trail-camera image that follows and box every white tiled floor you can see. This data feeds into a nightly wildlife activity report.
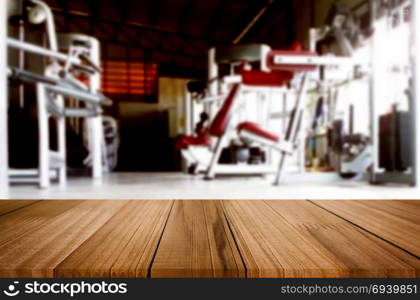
[2,172,420,199]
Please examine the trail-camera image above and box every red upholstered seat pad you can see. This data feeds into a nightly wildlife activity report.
[240,69,293,87]
[176,84,241,150]
[209,84,241,137]
[176,132,211,149]
[238,121,279,143]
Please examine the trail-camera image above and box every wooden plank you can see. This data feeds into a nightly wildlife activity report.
[0,200,40,216]
[360,200,420,224]
[151,200,245,278]
[0,200,126,278]
[266,200,420,278]
[355,230,420,278]
[222,200,344,278]
[56,200,174,278]
[223,200,420,278]
[312,200,420,257]
[0,200,83,248]
[0,200,418,279]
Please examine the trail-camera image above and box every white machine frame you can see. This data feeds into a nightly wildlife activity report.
[269,0,419,186]
[0,0,8,195]
[183,0,419,186]
[1,0,420,189]
[184,46,366,184]
[4,0,106,189]
[185,83,301,174]
[183,56,312,183]
[413,0,420,187]
[369,0,418,186]
[7,38,105,188]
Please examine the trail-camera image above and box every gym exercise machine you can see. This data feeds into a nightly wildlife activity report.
[180,43,319,183]
[309,1,372,179]
[57,34,119,175]
[180,0,420,186]
[249,45,366,185]
[4,0,111,188]
[181,39,371,185]
[183,64,296,176]
[369,0,418,185]
[181,42,366,184]
[316,0,419,185]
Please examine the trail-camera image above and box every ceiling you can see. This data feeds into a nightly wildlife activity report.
[45,0,295,77]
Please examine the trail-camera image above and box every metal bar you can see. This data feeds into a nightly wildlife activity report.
[18,19,25,109]
[274,73,309,186]
[8,38,70,61]
[272,54,366,67]
[185,89,192,136]
[412,0,419,186]
[87,37,103,179]
[8,67,110,106]
[182,89,193,173]
[208,48,218,97]
[9,169,57,177]
[205,135,226,180]
[233,0,274,44]
[56,95,67,186]
[59,108,98,118]
[9,178,41,184]
[8,67,59,85]
[31,0,58,52]
[46,85,105,105]
[37,83,50,189]
[0,0,8,194]
[369,5,380,183]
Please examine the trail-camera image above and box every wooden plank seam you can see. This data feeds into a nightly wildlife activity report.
[308,200,420,260]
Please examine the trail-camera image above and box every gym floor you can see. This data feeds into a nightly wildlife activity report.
[0,199,419,278]
[3,172,419,200]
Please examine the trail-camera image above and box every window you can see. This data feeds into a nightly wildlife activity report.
[102,61,158,102]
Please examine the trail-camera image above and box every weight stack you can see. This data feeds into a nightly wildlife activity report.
[379,112,412,172]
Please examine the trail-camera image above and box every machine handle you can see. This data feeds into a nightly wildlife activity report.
[79,53,101,73]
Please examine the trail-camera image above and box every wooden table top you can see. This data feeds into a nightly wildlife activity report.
[0,200,419,278]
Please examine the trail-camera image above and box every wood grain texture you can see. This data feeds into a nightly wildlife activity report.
[312,200,420,257]
[223,200,420,278]
[0,200,39,216]
[151,200,245,278]
[0,200,418,278]
[222,200,345,278]
[56,200,173,278]
[0,200,126,278]
[0,200,83,248]
[265,200,420,278]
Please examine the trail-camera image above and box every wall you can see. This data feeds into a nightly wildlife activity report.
[116,77,190,171]
[158,77,190,138]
